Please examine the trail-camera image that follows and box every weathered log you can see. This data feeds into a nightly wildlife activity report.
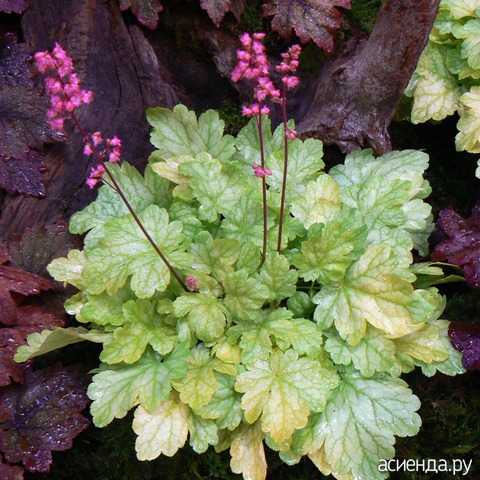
[0,0,178,242]
[297,0,440,154]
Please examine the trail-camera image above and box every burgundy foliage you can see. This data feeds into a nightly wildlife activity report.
[0,459,24,480]
[448,321,480,371]
[0,0,27,13]
[0,364,90,472]
[0,34,62,197]
[0,250,64,386]
[263,0,351,52]
[118,0,163,29]
[431,204,480,288]
[200,0,245,27]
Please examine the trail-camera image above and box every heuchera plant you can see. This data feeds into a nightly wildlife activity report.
[404,0,480,168]
[16,37,466,480]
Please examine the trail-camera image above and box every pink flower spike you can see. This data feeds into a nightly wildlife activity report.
[186,275,198,291]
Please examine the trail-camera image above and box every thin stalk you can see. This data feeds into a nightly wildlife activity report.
[257,110,268,263]
[277,85,289,253]
[71,113,189,292]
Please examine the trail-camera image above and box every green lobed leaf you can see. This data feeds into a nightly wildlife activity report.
[179,155,257,223]
[229,421,267,480]
[70,163,171,237]
[172,345,236,410]
[220,193,269,247]
[456,86,480,152]
[254,253,297,302]
[47,249,87,290]
[324,326,397,377]
[187,413,218,453]
[133,393,190,460]
[147,105,235,161]
[89,345,190,427]
[266,138,325,198]
[173,292,228,343]
[223,270,271,321]
[452,18,480,69]
[235,349,339,443]
[234,116,287,167]
[100,299,178,364]
[14,327,110,362]
[287,371,421,479]
[290,174,341,229]
[313,243,434,345]
[79,286,135,327]
[227,308,324,364]
[82,205,191,298]
[292,209,366,284]
[196,372,242,430]
[189,231,240,281]
[406,43,462,123]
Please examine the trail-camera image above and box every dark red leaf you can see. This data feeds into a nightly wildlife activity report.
[0,364,90,472]
[431,204,480,288]
[0,459,24,480]
[0,86,53,160]
[0,260,63,386]
[448,321,480,371]
[0,329,25,386]
[119,0,163,29]
[200,0,246,26]
[0,0,27,14]
[0,34,32,88]
[0,152,47,197]
[262,0,351,53]
[7,222,83,277]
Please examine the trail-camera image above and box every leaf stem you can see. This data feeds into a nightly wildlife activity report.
[71,113,189,292]
[257,110,268,264]
[277,85,289,253]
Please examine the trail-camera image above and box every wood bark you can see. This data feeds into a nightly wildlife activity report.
[297,0,441,153]
[0,0,178,241]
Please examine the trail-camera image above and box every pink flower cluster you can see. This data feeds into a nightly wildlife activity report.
[276,44,301,90]
[231,33,280,118]
[84,132,122,189]
[252,163,272,178]
[34,43,93,132]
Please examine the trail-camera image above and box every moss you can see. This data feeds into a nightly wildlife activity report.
[345,0,386,34]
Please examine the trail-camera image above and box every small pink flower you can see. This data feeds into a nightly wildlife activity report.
[34,51,56,73]
[282,76,299,89]
[286,128,297,140]
[252,164,272,178]
[86,164,106,189]
[91,132,103,146]
[186,275,198,291]
[107,136,122,148]
[83,143,93,156]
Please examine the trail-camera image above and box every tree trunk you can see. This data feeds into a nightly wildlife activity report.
[297,0,440,153]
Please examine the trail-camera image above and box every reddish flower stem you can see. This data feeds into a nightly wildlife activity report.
[257,111,268,264]
[71,113,189,292]
[277,86,289,253]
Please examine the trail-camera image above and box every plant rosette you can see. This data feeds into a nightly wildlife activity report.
[16,104,465,480]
